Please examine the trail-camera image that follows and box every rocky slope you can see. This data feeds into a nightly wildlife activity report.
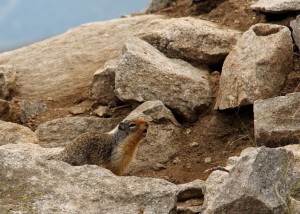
[0,0,300,213]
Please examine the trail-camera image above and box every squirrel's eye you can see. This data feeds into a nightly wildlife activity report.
[129,122,136,128]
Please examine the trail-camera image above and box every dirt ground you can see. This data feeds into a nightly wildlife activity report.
[6,0,300,186]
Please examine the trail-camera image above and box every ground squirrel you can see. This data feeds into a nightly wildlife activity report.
[59,118,149,176]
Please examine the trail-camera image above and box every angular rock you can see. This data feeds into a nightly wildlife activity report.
[20,99,48,123]
[124,100,180,126]
[284,144,300,173]
[93,105,109,117]
[203,147,295,214]
[202,170,229,213]
[88,60,119,106]
[0,65,16,99]
[115,37,212,122]
[140,17,241,64]
[251,0,300,13]
[177,179,205,201]
[290,15,300,50]
[143,0,175,12]
[0,143,178,213]
[215,24,293,110]
[0,120,38,145]
[35,116,121,148]
[254,92,300,147]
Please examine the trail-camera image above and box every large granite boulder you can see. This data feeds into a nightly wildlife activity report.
[203,147,295,214]
[115,37,212,122]
[215,24,293,110]
[0,143,178,213]
[140,17,241,64]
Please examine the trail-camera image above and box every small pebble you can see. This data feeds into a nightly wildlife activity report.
[189,142,199,147]
[173,157,181,164]
[152,163,166,171]
[94,106,109,117]
[204,157,212,164]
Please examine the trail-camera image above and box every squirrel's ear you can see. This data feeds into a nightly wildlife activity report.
[118,122,125,130]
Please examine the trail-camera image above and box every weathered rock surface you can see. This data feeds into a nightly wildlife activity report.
[0,120,38,145]
[254,92,300,147]
[120,101,181,173]
[290,15,300,50]
[0,65,16,99]
[0,143,178,213]
[115,37,212,122]
[124,100,180,126]
[140,17,241,64]
[0,15,162,103]
[88,60,119,106]
[203,146,295,214]
[177,179,205,201]
[20,99,48,123]
[143,0,175,12]
[35,116,121,148]
[215,24,293,110]
[0,15,231,111]
[251,0,300,13]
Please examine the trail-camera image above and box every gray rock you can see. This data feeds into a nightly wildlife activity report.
[254,92,300,147]
[35,116,121,148]
[115,37,212,122]
[152,162,167,171]
[20,99,48,123]
[143,0,175,12]
[284,144,300,174]
[124,100,180,126]
[0,143,178,214]
[0,120,38,145]
[177,179,205,201]
[203,147,295,214]
[140,17,241,64]
[290,15,300,50]
[251,0,300,13]
[202,170,229,213]
[0,65,16,99]
[215,24,293,110]
[88,60,119,106]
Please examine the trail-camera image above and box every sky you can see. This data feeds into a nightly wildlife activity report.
[0,0,148,52]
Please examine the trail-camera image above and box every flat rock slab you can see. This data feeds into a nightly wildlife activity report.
[0,143,178,213]
[215,24,293,110]
[140,17,241,64]
[290,15,300,50]
[251,0,300,13]
[254,92,300,147]
[115,37,212,122]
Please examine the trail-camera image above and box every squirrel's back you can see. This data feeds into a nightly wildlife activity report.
[59,119,149,176]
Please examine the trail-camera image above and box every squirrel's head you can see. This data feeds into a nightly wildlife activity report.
[118,118,149,138]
